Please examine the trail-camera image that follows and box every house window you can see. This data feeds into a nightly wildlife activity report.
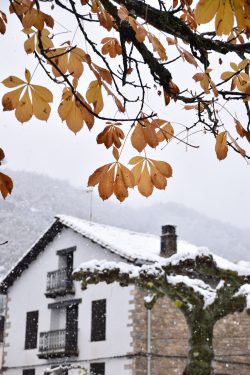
[23,369,35,375]
[91,299,106,342]
[90,362,105,375]
[25,311,39,349]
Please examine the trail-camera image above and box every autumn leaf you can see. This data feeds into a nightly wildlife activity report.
[88,162,134,202]
[138,163,153,197]
[113,165,128,202]
[131,123,147,152]
[88,163,112,186]
[220,60,249,92]
[120,164,135,188]
[148,33,167,61]
[101,37,122,58]
[58,88,94,133]
[97,122,124,148]
[2,70,53,123]
[152,119,174,142]
[131,116,159,152]
[23,28,54,55]
[215,131,228,160]
[178,47,198,68]
[86,80,104,114]
[102,82,125,113]
[2,76,25,88]
[195,0,250,35]
[15,87,33,122]
[0,172,13,199]
[98,164,115,200]
[97,4,114,31]
[22,8,54,30]
[193,69,212,93]
[47,47,87,79]
[0,148,4,164]
[92,63,112,84]
[0,10,7,35]
[2,87,24,111]
[149,162,167,190]
[235,119,245,137]
[150,159,173,178]
[128,157,172,197]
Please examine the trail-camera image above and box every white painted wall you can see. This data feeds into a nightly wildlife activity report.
[3,227,134,375]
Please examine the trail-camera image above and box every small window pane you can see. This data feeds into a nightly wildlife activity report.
[90,362,105,375]
[91,299,106,342]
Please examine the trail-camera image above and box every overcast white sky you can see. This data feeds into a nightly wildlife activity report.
[0,1,249,229]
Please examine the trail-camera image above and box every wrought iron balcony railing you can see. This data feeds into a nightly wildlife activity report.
[38,329,78,359]
[45,268,74,298]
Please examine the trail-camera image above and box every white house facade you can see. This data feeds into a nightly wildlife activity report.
[1,215,154,375]
[2,216,250,375]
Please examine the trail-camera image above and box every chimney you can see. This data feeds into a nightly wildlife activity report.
[160,225,177,257]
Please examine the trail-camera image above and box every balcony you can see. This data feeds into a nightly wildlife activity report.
[38,329,78,359]
[45,268,75,298]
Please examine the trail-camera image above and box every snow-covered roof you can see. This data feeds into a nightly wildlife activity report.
[2,213,249,295]
[0,213,205,293]
[56,214,201,263]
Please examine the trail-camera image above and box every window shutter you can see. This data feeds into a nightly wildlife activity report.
[90,362,105,375]
[0,316,5,343]
[91,299,106,342]
[23,369,35,375]
[65,304,78,352]
[25,311,39,349]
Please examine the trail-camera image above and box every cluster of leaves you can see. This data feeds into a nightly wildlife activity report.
[0,0,250,201]
[88,148,172,202]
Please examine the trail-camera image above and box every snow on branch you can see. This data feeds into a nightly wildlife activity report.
[44,365,87,374]
[73,249,250,312]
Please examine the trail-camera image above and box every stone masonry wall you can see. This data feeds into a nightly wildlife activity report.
[213,311,250,374]
[130,288,188,375]
[129,287,250,375]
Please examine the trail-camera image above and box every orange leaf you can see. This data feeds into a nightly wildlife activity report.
[138,163,153,197]
[88,163,112,186]
[150,159,172,178]
[113,165,128,202]
[86,80,103,114]
[215,131,228,160]
[131,124,146,152]
[131,160,144,185]
[120,164,135,188]
[149,162,167,190]
[15,87,32,123]
[112,146,119,161]
[235,119,245,137]
[129,156,144,165]
[2,87,24,111]
[98,164,115,200]
[2,75,25,88]
[0,172,13,199]
[101,37,122,58]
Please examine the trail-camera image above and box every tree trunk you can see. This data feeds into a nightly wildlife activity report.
[183,310,215,375]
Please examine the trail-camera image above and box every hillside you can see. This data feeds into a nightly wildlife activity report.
[0,170,249,277]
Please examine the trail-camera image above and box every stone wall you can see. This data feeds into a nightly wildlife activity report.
[129,288,188,375]
[129,287,250,375]
[213,311,250,374]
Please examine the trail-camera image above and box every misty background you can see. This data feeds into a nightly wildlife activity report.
[0,1,249,278]
[0,170,249,278]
